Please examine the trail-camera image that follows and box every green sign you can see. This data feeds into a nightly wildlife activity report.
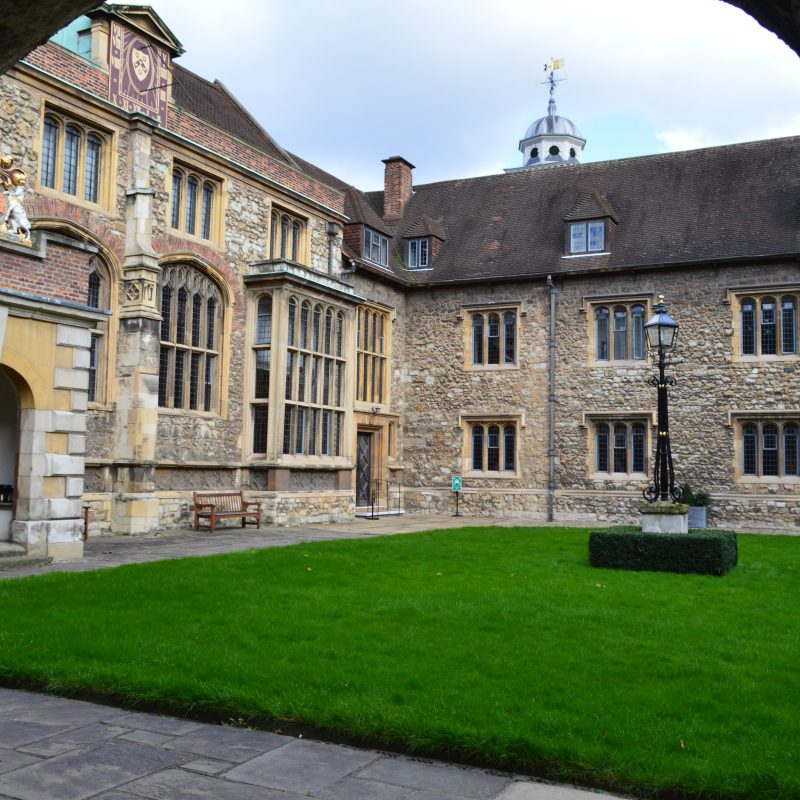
[451,476,463,492]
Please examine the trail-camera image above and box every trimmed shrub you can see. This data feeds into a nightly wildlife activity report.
[589,526,738,576]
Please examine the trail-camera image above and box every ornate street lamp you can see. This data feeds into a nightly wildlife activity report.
[643,295,682,503]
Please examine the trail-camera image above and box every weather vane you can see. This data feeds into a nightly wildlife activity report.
[542,58,566,99]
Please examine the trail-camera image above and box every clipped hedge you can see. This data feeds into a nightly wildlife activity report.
[589,526,738,576]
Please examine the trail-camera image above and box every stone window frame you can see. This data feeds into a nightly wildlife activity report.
[169,161,223,244]
[582,293,652,366]
[727,285,799,362]
[729,411,800,483]
[39,106,112,209]
[157,262,224,415]
[460,413,524,479]
[281,292,348,461]
[250,292,273,455]
[583,412,655,480]
[269,204,309,265]
[460,301,522,371]
[356,304,392,409]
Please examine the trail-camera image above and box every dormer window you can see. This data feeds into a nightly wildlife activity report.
[407,239,429,269]
[569,219,605,254]
[363,228,389,267]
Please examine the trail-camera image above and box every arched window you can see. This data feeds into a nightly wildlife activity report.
[292,221,301,261]
[593,420,648,476]
[40,112,106,203]
[487,314,501,364]
[742,424,758,475]
[170,166,219,240]
[324,309,333,354]
[300,301,310,349]
[613,308,627,360]
[85,257,111,403]
[762,423,779,475]
[761,298,777,355]
[596,423,610,472]
[356,306,389,404]
[741,299,756,355]
[472,425,484,471]
[157,264,222,412]
[781,297,796,355]
[784,424,798,476]
[503,312,516,364]
[469,422,517,473]
[336,311,345,357]
[313,305,322,351]
[613,424,628,472]
[596,307,609,361]
[255,295,272,345]
[287,297,297,346]
[472,314,484,365]
[631,305,645,360]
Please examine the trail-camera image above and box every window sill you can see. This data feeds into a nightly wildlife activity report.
[589,359,649,367]
[464,471,518,480]
[37,186,109,214]
[590,472,648,481]
[466,363,519,372]
[562,251,611,259]
[732,354,800,363]
[736,475,800,484]
[167,227,222,250]
[157,407,220,418]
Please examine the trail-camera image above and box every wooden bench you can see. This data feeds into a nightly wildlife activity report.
[193,491,262,532]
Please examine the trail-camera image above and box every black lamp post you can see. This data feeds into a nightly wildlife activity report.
[643,295,682,503]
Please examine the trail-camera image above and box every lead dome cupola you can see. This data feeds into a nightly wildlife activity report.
[518,60,586,169]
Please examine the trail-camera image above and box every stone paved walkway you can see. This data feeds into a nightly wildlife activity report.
[0,517,628,799]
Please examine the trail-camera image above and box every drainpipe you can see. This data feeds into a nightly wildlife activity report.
[547,275,557,522]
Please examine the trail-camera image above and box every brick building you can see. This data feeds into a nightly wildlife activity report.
[0,5,797,559]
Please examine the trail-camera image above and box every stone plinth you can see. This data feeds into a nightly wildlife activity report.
[639,502,689,534]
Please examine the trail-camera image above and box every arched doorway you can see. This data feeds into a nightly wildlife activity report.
[0,369,18,540]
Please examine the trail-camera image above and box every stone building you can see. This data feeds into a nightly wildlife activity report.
[0,6,797,560]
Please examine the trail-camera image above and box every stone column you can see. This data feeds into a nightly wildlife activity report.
[112,113,161,535]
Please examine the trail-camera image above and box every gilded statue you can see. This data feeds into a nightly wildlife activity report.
[0,155,32,246]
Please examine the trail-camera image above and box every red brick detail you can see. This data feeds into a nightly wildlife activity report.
[153,234,243,309]
[23,43,108,99]
[168,109,345,215]
[343,224,364,258]
[0,239,95,304]
[382,157,414,221]
[28,197,125,265]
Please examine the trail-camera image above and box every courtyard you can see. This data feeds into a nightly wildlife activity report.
[0,521,796,799]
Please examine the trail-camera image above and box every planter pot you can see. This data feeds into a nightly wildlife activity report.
[688,506,708,529]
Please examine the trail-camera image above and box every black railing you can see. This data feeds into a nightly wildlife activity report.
[366,478,404,519]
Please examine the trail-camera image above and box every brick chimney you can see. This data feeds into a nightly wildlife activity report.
[382,156,415,221]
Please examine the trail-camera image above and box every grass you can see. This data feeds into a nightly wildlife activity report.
[0,526,797,799]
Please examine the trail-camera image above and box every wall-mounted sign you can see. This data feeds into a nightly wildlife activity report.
[109,21,168,126]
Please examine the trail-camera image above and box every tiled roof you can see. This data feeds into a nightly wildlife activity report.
[361,136,800,285]
[170,64,294,165]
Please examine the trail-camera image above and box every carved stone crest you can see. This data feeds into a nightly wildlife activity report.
[0,156,32,246]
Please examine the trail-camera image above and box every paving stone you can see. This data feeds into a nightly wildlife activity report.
[0,739,189,800]
[317,775,417,799]
[178,758,236,776]
[17,723,130,757]
[357,757,510,798]
[0,690,51,715]
[6,697,121,728]
[163,726,287,763]
[495,782,627,799]
[0,749,40,776]
[119,767,297,799]
[223,738,377,794]
[0,720,75,749]
[106,712,203,736]
[117,730,174,747]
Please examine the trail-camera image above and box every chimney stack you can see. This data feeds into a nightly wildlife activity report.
[382,156,415,221]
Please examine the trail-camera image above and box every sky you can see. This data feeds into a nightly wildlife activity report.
[141,0,800,190]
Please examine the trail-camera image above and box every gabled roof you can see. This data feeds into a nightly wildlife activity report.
[356,136,800,286]
[564,187,619,223]
[98,4,184,55]
[170,64,294,165]
[343,187,392,236]
[401,214,448,240]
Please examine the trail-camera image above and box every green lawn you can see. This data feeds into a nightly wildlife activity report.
[0,527,797,799]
